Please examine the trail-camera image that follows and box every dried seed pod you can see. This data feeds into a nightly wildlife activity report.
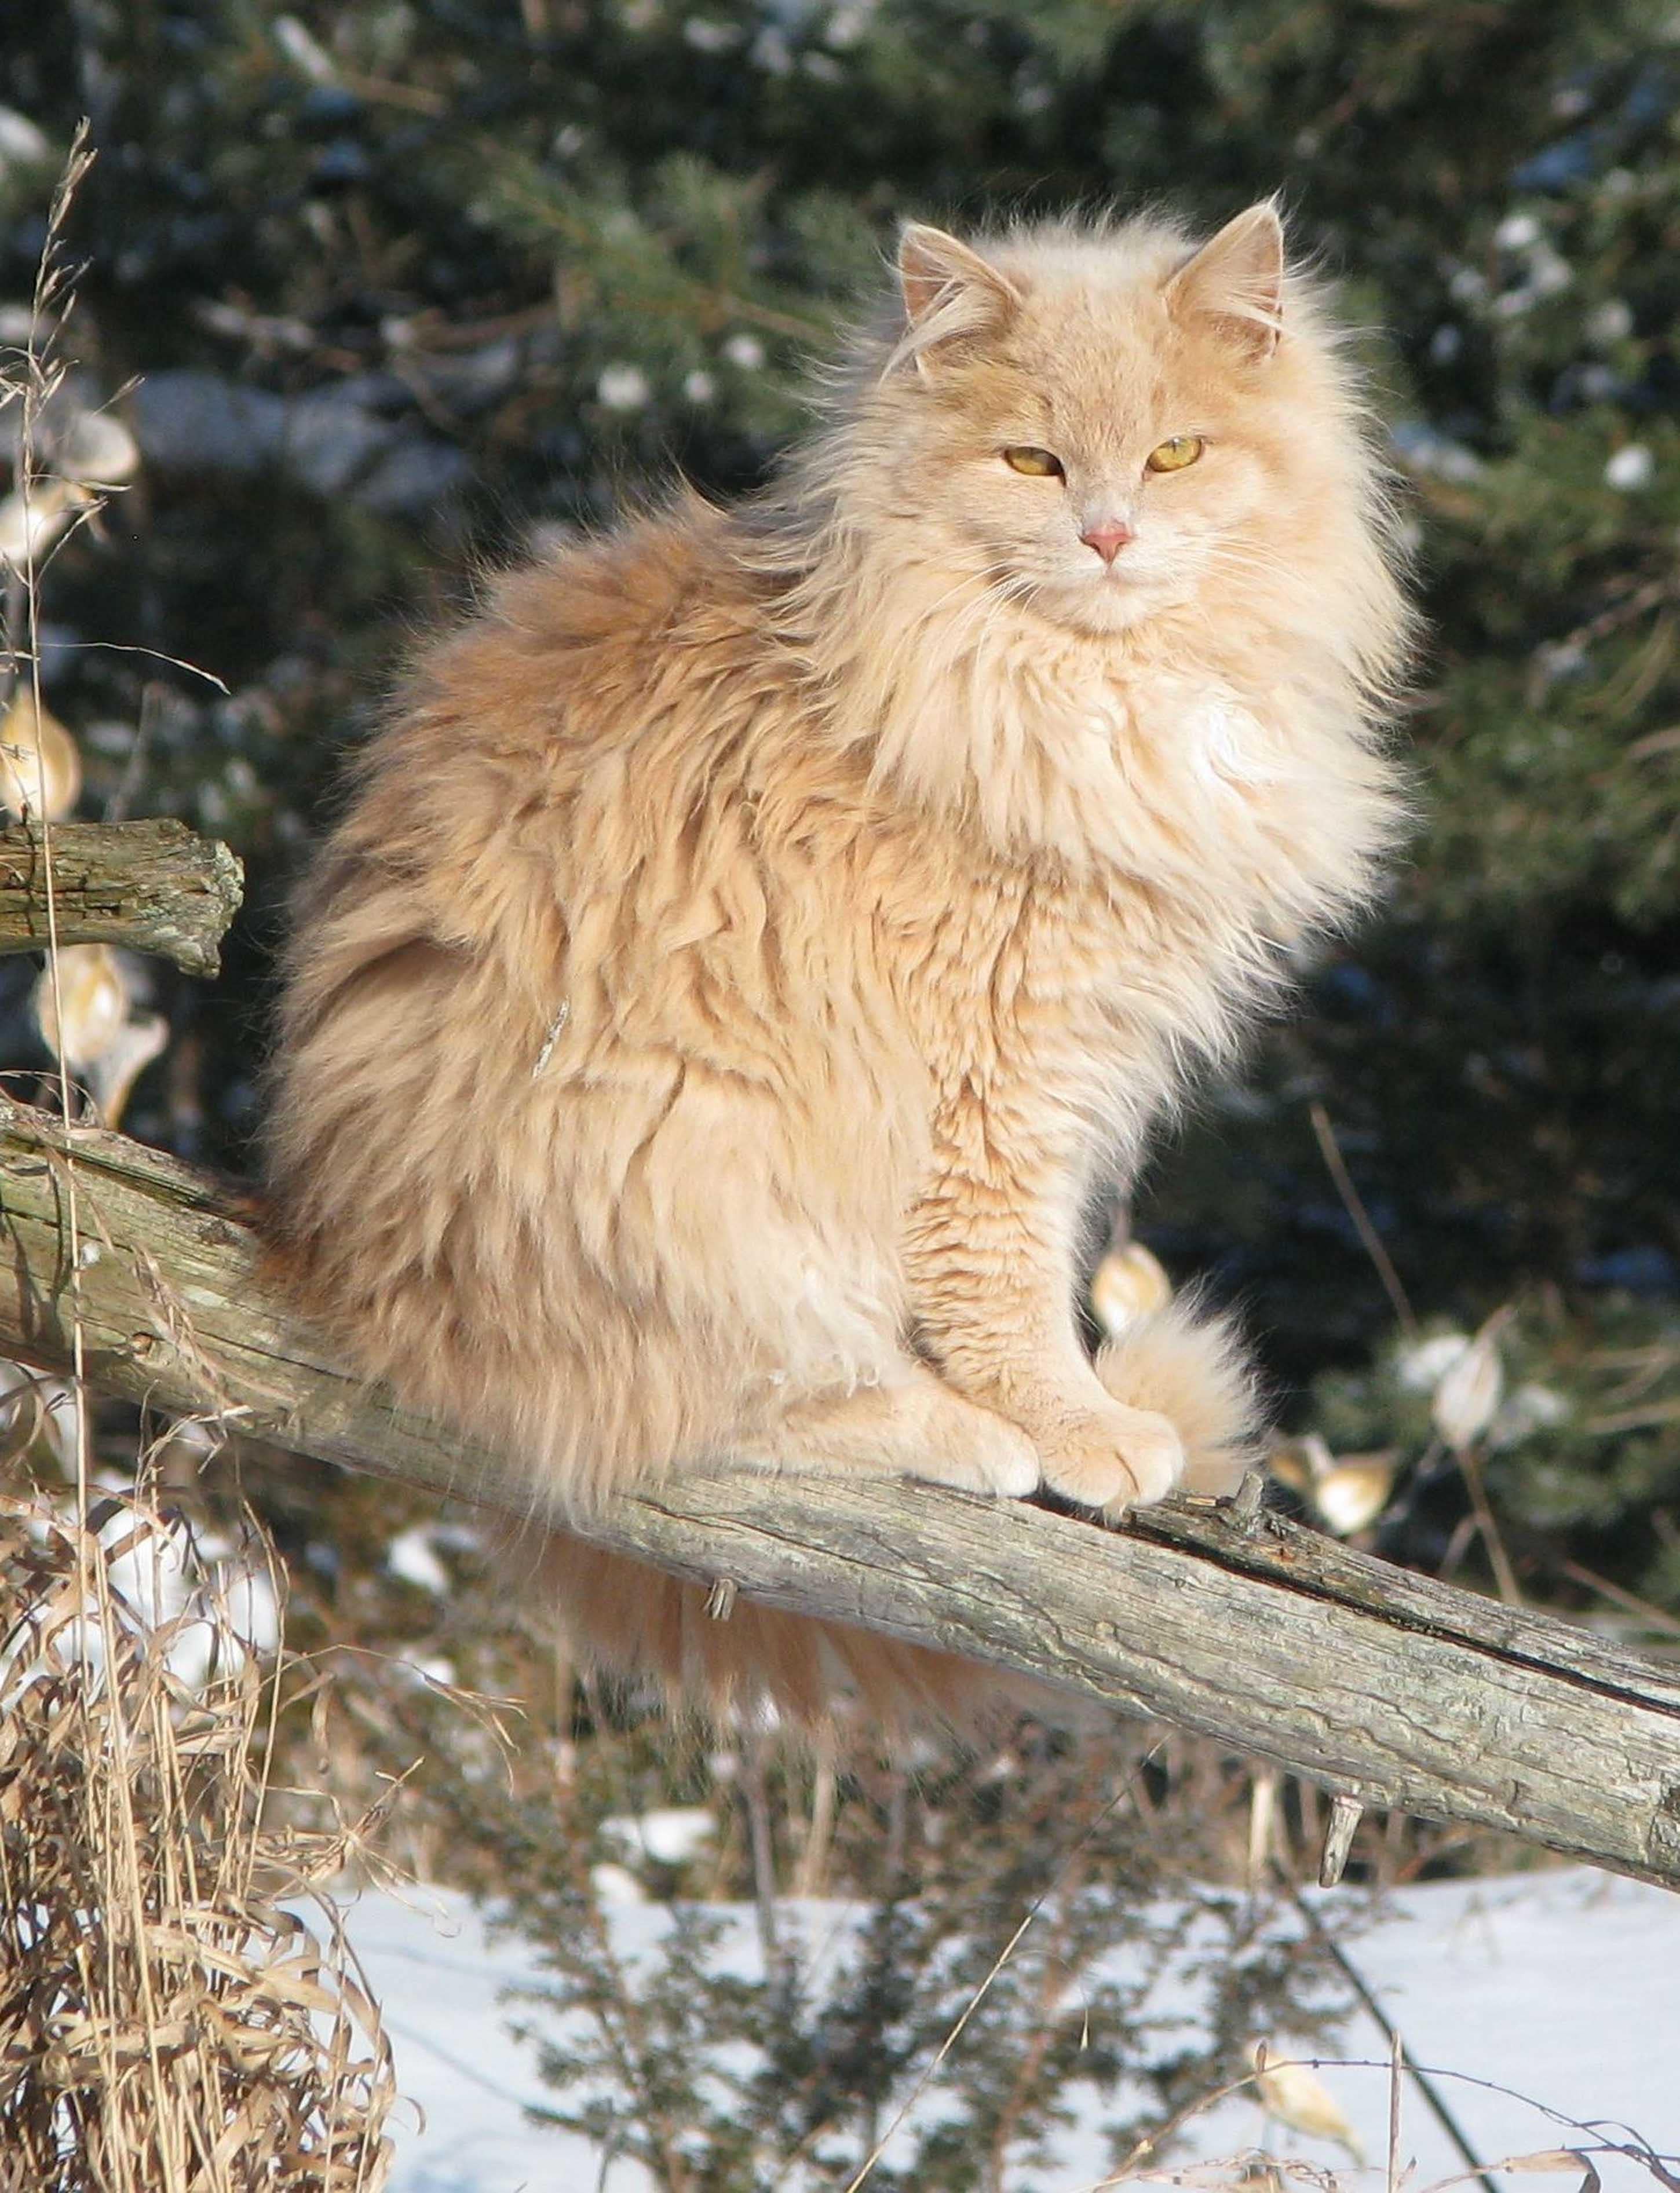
[1432,1306,1513,1450]
[54,407,140,487]
[1265,1432,1332,1494]
[32,944,168,1127]
[1268,1434,1395,1534]
[0,689,82,819]
[34,942,131,1072]
[0,474,96,568]
[1089,1239,1172,1337]
[81,1010,169,1130]
[1312,1452,1397,1536]
[1251,2041,1365,2162]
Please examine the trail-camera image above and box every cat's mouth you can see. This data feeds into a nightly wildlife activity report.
[977,551,1184,635]
[1042,560,1182,634]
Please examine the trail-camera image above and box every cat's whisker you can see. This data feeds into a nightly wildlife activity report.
[969,579,1035,663]
[1209,543,1299,586]
[941,571,1033,644]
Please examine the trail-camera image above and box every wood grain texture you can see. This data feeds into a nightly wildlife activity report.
[0,821,243,975]
[0,1095,1676,1890]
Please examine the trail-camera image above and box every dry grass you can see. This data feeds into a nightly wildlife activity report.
[0,1474,398,2192]
[1,125,400,2193]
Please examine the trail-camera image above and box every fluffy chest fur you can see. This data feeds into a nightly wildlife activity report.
[823,620,1394,1161]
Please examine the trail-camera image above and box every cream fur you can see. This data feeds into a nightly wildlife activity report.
[266,204,1411,1727]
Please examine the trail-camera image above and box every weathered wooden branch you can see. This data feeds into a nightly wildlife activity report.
[0,1094,1677,1891]
[0,821,243,975]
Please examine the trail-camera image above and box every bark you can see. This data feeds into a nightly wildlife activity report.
[1,1096,1677,1891]
[0,821,243,975]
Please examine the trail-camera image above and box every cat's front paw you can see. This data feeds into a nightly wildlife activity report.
[901,1384,1042,1500]
[1035,1402,1185,1515]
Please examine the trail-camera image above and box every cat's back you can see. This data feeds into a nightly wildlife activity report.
[322,498,776,931]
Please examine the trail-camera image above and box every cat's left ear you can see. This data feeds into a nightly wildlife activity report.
[893,224,1022,375]
[1165,203,1286,359]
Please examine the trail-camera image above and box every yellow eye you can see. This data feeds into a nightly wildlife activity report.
[1002,445,1064,477]
[1146,434,1205,474]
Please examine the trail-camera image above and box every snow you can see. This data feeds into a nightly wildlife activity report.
[600,1806,717,1868]
[341,1867,1680,2193]
[2,1500,280,1694]
[1494,214,1543,253]
[597,364,651,412]
[1605,445,1656,491]
[386,1527,451,1595]
[1396,1335,1471,1394]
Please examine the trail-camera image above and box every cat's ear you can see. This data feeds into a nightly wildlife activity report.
[1165,203,1286,359]
[893,224,1021,374]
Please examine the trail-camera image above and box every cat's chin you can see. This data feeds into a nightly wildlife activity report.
[1035,574,1173,640]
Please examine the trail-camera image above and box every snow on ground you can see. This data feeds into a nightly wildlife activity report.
[345,1868,1680,2193]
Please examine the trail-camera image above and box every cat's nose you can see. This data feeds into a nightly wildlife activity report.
[1080,519,1135,565]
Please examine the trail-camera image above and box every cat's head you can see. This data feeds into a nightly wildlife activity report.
[830,204,1390,645]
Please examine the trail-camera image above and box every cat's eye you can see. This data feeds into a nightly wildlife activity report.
[1145,435,1206,474]
[1002,445,1064,478]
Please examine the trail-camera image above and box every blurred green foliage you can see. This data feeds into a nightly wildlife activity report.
[6,0,1680,1611]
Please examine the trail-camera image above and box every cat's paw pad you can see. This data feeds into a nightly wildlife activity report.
[1037,1405,1184,1514]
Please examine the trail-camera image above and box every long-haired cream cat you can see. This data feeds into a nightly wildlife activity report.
[269,203,1411,1724]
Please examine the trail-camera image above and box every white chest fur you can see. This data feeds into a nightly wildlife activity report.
[1083,668,1281,788]
[1174,684,1279,787]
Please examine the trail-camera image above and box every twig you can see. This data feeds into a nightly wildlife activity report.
[1309,1101,1418,1339]
[1558,1558,1680,1643]
[1457,1444,1523,1608]
[740,1727,780,1968]
[794,1750,838,1899]
[1272,1864,1499,2193]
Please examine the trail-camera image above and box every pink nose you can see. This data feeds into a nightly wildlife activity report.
[1080,520,1135,565]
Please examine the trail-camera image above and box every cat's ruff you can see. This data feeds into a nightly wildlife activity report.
[268,202,1411,1727]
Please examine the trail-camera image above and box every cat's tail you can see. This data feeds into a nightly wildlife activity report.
[1094,1294,1265,1497]
[531,1299,1263,1737]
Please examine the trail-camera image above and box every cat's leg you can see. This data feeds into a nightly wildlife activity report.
[903,1108,1183,1514]
[730,1359,1039,1497]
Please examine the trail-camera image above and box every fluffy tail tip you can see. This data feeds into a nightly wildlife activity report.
[1094,1296,1265,1498]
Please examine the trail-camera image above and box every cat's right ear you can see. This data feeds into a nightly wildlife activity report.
[1165,203,1286,359]
[892,225,1021,376]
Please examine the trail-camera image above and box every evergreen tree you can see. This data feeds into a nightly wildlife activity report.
[5,1,1679,1618]
[10,12,1677,2174]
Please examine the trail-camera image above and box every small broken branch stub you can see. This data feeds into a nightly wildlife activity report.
[0,820,243,975]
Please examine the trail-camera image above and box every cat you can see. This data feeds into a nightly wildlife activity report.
[266,201,1411,1727]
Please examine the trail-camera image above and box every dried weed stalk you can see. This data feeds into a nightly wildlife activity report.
[1,130,399,2192]
[0,1483,398,2192]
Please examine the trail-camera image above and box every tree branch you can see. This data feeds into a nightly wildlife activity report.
[0,821,243,975]
[1,1094,1677,1890]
